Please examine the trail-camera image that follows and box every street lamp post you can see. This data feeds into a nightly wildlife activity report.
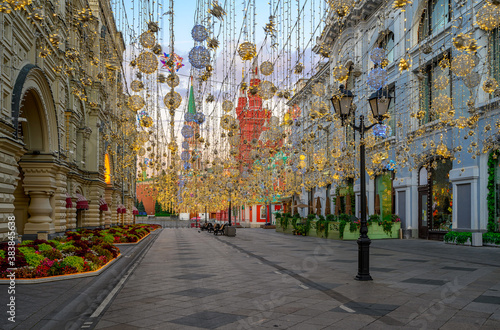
[331,85,392,281]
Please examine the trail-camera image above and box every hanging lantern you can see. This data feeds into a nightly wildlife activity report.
[238,41,257,61]
[137,51,158,74]
[128,95,145,111]
[188,46,210,69]
[140,31,156,49]
[191,25,208,42]
[148,21,159,33]
[260,61,274,76]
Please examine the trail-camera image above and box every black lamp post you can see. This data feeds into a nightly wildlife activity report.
[227,182,233,226]
[330,85,392,281]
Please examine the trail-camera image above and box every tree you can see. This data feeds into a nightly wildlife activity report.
[138,200,146,213]
[154,200,162,214]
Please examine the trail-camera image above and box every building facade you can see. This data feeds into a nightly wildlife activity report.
[287,0,500,239]
[0,0,135,240]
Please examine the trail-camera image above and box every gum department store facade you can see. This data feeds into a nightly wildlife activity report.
[0,0,136,241]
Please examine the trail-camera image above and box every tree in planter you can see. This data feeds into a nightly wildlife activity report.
[338,214,351,239]
[317,214,329,238]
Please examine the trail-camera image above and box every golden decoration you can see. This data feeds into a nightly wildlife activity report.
[294,63,304,74]
[140,31,156,49]
[131,80,144,92]
[476,4,500,31]
[260,61,274,76]
[157,74,166,83]
[137,52,158,74]
[483,77,499,94]
[128,95,145,112]
[398,57,410,72]
[393,0,411,11]
[238,41,257,61]
[207,38,219,49]
[140,116,153,128]
[222,100,234,112]
[451,53,475,77]
[0,3,12,13]
[333,65,349,82]
[148,21,159,33]
[152,44,162,55]
[166,74,179,88]
[206,94,215,103]
[312,82,325,96]
[209,1,226,20]
[258,80,276,100]
[168,141,178,152]
[163,91,182,109]
[433,74,449,90]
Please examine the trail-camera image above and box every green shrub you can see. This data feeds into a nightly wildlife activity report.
[21,251,45,268]
[326,214,336,222]
[19,240,34,246]
[101,234,115,244]
[64,256,85,272]
[443,231,471,245]
[41,248,63,260]
[483,232,500,245]
[0,250,5,259]
[38,243,54,252]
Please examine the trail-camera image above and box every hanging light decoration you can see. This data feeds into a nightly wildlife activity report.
[258,81,276,100]
[260,61,274,76]
[191,25,208,42]
[367,68,388,90]
[140,116,154,128]
[451,53,476,77]
[476,4,500,31]
[188,46,210,69]
[483,77,499,94]
[128,95,145,111]
[370,47,386,65]
[140,31,156,49]
[181,125,195,138]
[464,72,481,89]
[209,1,226,20]
[131,80,144,92]
[164,91,182,109]
[166,73,180,87]
[137,51,158,74]
[222,100,234,112]
[312,82,325,96]
[393,0,412,11]
[238,41,257,61]
[333,65,349,82]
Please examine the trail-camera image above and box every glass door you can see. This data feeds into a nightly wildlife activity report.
[418,188,428,239]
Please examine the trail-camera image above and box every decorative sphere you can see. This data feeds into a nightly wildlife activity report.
[140,31,156,49]
[333,65,349,82]
[191,25,208,42]
[431,94,453,115]
[181,125,194,138]
[166,74,179,88]
[131,80,144,92]
[476,4,500,31]
[222,100,234,112]
[433,74,449,90]
[370,47,386,65]
[238,41,257,61]
[258,80,276,100]
[188,46,210,69]
[367,67,388,90]
[164,91,182,109]
[260,61,274,76]
[312,82,325,96]
[181,150,191,161]
[483,77,499,94]
[140,115,153,128]
[184,112,195,122]
[128,95,145,111]
[194,112,205,124]
[182,141,190,149]
[451,53,475,77]
[168,141,178,152]
[137,51,158,74]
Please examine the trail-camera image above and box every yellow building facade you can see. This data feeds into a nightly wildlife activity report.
[0,0,136,240]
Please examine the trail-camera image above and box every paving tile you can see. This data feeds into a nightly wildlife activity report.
[441,266,478,272]
[473,295,500,305]
[401,278,448,286]
[168,311,243,329]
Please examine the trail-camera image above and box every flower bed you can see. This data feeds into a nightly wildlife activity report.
[0,224,160,279]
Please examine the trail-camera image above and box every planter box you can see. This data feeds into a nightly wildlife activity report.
[343,222,401,240]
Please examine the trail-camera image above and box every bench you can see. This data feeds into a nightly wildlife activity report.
[214,223,226,235]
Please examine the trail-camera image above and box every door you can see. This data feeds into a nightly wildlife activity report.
[418,187,428,239]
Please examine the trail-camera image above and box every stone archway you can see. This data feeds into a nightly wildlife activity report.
[11,65,65,237]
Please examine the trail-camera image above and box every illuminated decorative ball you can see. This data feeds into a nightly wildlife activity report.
[163,91,182,109]
[181,125,194,138]
[312,82,325,96]
[222,100,234,112]
[181,150,191,161]
[294,63,304,74]
[451,53,475,77]
[194,112,205,124]
[184,112,195,122]
[370,47,386,65]
[188,46,210,69]
[182,141,190,149]
[7,0,32,11]
[311,101,329,117]
[393,0,411,10]
[372,124,392,138]
[131,80,144,92]
[476,4,500,31]
[238,41,257,61]
[333,65,349,82]
[166,73,179,87]
[140,31,156,48]
[258,80,276,100]
[398,58,410,72]
[183,162,191,170]
[483,77,499,94]
[453,33,471,51]
[191,25,208,42]
[168,142,178,152]
[139,131,149,142]
[433,74,449,90]
[137,51,158,74]
[432,94,453,115]
[220,114,235,130]
[128,95,145,111]
[260,61,274,76]
[138,148,146,157]
[140,116,153,128]
[367,67,388,90]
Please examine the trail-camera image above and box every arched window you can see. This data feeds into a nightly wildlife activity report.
[418,0,450,42]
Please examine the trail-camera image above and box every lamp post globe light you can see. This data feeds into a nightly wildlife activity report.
[330,85,392,281]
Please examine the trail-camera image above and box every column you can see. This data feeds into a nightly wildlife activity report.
[53,166,69,232]
[0,136,25,240]
[20,161,58,234]
[85,184,101,227]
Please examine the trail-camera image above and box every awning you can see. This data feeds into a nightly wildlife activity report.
[117,204,126,214]
[132,206,139,215]
[76,193,89,210]
[99,197,108,211]
[65,194,73,209]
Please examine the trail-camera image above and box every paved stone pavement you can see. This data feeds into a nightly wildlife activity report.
[92,228,500,329]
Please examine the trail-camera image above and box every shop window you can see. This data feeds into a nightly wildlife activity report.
[374,172,395,218]
[379,32,394,65]
[418,0,450,42]
[419,53,451,125]
[334,179,354,215]
[490,28,500,83]
[430,159,453,231]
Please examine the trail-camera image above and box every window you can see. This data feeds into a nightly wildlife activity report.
[379,32,394,65]
[430,159,453,231]
[419,53,451,125]
[374,172,395,218]
[387,86,396,136]
[418,0,450,42]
